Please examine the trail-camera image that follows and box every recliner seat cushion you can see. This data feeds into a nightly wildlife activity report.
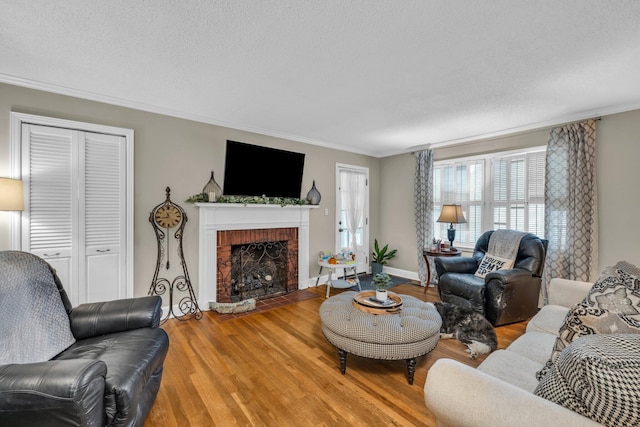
[54,327,169,426]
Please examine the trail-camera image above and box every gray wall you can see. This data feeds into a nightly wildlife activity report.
[0,83,381,300]
[379,112,640,278]
[1,81,638,298]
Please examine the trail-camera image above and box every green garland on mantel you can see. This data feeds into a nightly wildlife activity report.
[185,193,311,207]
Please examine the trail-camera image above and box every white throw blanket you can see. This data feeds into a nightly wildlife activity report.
[0,251,76,364]
[487,230,527,262]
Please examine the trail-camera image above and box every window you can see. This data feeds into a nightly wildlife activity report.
[433,147,546,248]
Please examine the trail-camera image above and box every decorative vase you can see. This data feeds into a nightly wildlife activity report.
[202,171,222,202]
[375,290,388,302]
[306,180,321,205]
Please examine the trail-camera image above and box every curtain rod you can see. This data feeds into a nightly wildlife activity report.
[408,116,602,155]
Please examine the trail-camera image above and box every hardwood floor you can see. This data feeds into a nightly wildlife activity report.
[144,282,527,426]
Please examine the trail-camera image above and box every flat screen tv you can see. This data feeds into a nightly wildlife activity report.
[223,140,305,198]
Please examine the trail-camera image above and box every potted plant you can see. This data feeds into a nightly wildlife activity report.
[371,239,397,274]
[372,272,392,302]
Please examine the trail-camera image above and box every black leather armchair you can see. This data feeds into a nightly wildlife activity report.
[434,231,548,326]
[0,252,169,426]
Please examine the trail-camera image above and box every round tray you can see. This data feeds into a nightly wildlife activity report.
[352,290,403,314]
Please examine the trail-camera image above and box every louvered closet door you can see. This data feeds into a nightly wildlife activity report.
[22,124,126,305]
[81,131,126,303]
[22,124,77,301]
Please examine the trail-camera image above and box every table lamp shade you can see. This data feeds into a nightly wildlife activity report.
[0,178,24,211]
[436,205,466,224]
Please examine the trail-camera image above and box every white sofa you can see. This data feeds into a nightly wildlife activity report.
[424,278,602,427]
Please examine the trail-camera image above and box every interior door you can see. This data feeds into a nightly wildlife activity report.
[335,164,369,275]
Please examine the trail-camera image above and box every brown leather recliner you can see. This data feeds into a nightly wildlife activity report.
[434,231,548,326]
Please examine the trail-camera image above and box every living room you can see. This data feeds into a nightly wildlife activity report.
[1,2,640,426]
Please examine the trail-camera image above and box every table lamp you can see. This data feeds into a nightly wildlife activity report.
[436,204,466,251]
[0,178,24,211]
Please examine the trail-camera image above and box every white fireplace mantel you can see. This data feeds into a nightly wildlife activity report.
[196,203,317,306]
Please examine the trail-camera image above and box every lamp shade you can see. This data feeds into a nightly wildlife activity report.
[0,178,24,211]
[437,204,466,224]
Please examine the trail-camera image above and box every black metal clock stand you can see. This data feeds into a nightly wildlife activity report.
[148,187,202,323]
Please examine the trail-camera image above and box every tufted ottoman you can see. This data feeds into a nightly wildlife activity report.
[319,291,441,384]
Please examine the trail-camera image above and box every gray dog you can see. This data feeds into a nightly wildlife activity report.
[433,302,498,359]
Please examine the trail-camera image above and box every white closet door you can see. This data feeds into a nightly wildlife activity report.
[81,132,126,303]
[21,124,126,305]
[22,124,78,302]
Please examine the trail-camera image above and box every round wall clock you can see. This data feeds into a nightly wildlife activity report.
[154,204,182,229]
[148,187,201,322]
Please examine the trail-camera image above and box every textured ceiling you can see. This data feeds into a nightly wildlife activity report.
[2,1,640,157]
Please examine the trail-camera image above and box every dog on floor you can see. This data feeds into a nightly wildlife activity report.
[433,302,498,359]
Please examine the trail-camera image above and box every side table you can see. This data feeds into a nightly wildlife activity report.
[317,259,361,298]
[422,249,461,293]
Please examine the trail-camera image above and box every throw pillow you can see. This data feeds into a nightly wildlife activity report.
[534,334,640,427]
[536,261,640,380]
[474,253,515,278]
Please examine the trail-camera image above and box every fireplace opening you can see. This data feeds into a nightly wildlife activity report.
[230,241,289,302]
[216,227,298,303]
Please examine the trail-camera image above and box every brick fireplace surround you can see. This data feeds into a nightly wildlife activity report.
[197,203,316,306]
[216,227,298,302]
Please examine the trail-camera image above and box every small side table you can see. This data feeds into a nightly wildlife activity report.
[317,259,362,298]
[422,249,461,293]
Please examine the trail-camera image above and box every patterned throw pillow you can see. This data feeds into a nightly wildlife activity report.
[534,334,640,427]
[536,261,640,380]
[474,253,515,278]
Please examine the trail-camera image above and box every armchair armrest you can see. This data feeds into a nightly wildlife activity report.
[0,359,106,426]
[424,359,600,427]
[485,267,532,283]
[69,295,162,340]
[434,256,479,276]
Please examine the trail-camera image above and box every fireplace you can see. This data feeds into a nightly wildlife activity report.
[197,204,316,306]
[216,227,298,302]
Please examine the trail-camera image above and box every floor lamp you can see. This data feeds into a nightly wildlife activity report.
[436,204,466,251]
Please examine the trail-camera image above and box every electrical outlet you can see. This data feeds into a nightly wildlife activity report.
[324,208,329,216]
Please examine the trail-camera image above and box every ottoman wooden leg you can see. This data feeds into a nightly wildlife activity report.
[338,348,347,374]
[406,358,417,385]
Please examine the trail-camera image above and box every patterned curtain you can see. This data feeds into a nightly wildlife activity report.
[414,149,434,286]
[543,118,598,302]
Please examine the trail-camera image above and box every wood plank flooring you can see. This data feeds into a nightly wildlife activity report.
[144,282,527,426]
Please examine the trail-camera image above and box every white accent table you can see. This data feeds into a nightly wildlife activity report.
[317,259,362,298]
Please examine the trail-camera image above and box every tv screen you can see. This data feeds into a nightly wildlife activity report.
[223,141,305,198]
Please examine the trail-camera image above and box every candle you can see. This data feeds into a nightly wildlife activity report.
[208,191,215,202]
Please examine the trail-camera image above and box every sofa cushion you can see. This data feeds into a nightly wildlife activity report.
[474,253,515,278]
[534,334,640,427]
[477,349,544,392]
[526,304,569,335]
[0,251,76,364]
[507,331,557,365]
